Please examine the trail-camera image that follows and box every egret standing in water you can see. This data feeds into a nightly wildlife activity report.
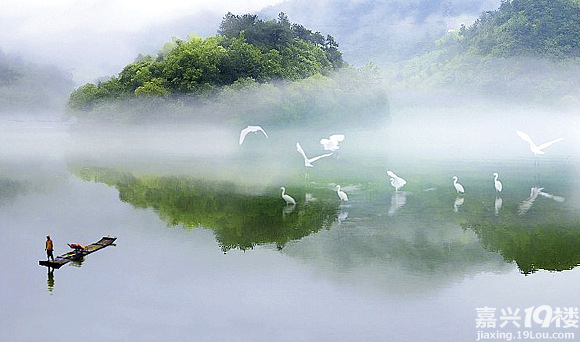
[387,171,406,192]
[296,142,333,167]
[516,130,564,155]
[493,173,503,193]
[320,134,345,152]
[452,176,465,194]
[280,187,296,205]
[239,125,268,145]
[335,185,349,202]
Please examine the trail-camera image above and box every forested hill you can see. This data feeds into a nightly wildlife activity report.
[68,13,345,111]
[459,0,580,58]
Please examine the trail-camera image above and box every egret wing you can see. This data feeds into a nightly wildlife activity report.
[329,134,345,143]
[296,142,308,160]
[255,126,269,138]
[239,127,251,145]
[516,130,536,147]
[309,152,333,163]
[537,137,563,150]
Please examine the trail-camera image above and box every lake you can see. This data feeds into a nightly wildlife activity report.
[1,109,580,341]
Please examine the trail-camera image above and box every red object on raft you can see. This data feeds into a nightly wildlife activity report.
[68,243,86,250]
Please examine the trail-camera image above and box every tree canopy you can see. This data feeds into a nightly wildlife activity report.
[68,12,344,112]
[459,0,580,58]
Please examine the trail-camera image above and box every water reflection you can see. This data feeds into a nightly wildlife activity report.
[67,158,580,275]
[518,186,543,215]
[453,196,464,212]
[47,268,55,293]
[73,167,339,253]
[494,196,503,216]
[388,191,407,216]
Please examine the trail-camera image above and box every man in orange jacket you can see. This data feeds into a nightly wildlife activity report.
[46,235,54,261]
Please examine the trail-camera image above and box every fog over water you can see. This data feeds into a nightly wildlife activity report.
[2,1,580,340]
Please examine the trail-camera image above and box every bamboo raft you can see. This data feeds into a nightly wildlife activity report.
[39,236,117,269]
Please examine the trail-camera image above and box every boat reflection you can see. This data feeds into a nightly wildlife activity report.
[47,267,55,293]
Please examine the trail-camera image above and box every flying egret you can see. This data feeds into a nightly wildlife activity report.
[387,171,406,192]
[452,176,465,194]
[320,134,345,152]
[296,142,333,167]
[335,185,349,202]
[516,130,564,155]
[239,125,268,145]
[493,173,503,193]
[280,187,296,205]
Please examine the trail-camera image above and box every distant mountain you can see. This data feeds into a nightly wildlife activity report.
[387,0,580,105]
[259,0,502,64]
[0,50,75,114]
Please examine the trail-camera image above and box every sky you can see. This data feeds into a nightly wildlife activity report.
[0,0,285,84]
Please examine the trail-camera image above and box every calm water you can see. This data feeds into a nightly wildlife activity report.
[1,115,580,341]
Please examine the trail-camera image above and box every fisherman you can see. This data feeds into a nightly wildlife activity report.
[45,235,54,261]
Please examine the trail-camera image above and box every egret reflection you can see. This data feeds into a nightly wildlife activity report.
[518,186,543,215]
[336,209,348,223]
[388,192,407,216]
[538,189,565,203]
[454,196,464,212]
[495,197,503,216]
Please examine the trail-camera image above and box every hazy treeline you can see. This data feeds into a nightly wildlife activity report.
[460,0,580,58]
[66,13,389,126]
[260,0,503,63]
[67,65,388,126]
[385,0,580,105]
[0,50,74,114]
[68,13,344,111]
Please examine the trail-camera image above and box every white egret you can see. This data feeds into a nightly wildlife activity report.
[516,130,564,155]
[335,185,349,202]
[296,142,333,167]
[280,187,296,205]
[387,171,406,192]
[239,125,268,145]
[452,176,465,194]
[320,134,345,152]
[493,173,503,193]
